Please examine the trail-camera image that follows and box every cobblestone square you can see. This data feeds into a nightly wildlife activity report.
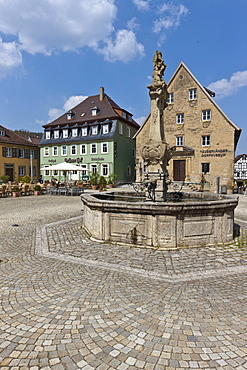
[0,193,246,369]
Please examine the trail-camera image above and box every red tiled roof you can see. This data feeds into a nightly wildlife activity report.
[0,125,38,147]
[43,92,139,129]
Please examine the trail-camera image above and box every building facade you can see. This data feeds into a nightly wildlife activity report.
[234,154,247,181]
[135,62,241,193]
[39,88,139,183]
[0,125,39,182]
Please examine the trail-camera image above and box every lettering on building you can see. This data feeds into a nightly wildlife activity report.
[200,149,228,157]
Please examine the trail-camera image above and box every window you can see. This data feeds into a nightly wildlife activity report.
[122,112,126,119]
[176,137,183,146]
[72,128,78,137]
[101,164,109,176]
[18,166,25,176]
[90,164,97,173]
[91,143,97,154]
[54,130,59,139]
[81,144,87,155]
[81,165,88,176]
[67,111,75,120]
[45,166,49,176]
[127,166,131,176]
[202,135,210,146]
[189,89,197,100]
[127,126,130,138]
[202,110,211,121]
[92,107,99,116]
[53,146,58,156]
[102,124,109,134]
[19,148,24,158]
[176,113,184,124]
[167,93,174,104]
[202,163,210,174]
[63,129,68,138]
[45,131,50,139]
[0,130,5,136]
[61,146,67,156]
[92,126,98,135]
[44,147,49,156]
[101,142,108,154]
[81,127,87,136]
[30,150,34,159]
[119,122,123,135]
[6,147,12,157]
[71,145,77,155]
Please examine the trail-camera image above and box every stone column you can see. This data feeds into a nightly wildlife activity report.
[141,51,171,201]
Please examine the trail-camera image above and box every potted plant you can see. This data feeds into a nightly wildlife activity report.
[0,175,10,184]
[12,185,20,197]
[89,172,100,190]
[34,184,41,195]
[99,176,107,190]
[107,173,117,188]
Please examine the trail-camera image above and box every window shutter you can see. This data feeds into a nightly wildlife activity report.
[2,147,6,157]
[12,148,17,157]
[24,149,29,158]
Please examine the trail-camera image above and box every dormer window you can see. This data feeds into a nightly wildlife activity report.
[63,129,68,138]
[82,127,87,136]
[72,128,78,137]
[122,112,126,119]
[54,130,59,139]
[0,130,5,136]
[102,124,109,134]
[45,131,51,139]
[92,106,99,116]
[67,110,75,120]
[92,126,98,135]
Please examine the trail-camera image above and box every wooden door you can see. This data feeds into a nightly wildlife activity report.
[173,160,185,181]
[5,167,14,182]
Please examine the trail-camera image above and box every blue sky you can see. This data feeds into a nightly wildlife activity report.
[0,0,246,155]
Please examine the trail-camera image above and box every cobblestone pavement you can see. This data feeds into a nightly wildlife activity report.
[0,194,247,369]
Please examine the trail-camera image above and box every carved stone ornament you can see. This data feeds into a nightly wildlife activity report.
[142,143,166,166]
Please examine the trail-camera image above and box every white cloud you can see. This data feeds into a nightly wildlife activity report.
[132,0,150,11]
[0,0,117,56]
[0,37,22,78]
[207,71,247,98]
[98,29,145,62]
[153,3,189,33]
[48,95,87,122]
[135,116,146,125]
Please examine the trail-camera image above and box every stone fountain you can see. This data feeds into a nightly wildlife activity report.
[81,51,238,249]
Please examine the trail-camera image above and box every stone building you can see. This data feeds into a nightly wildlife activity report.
[39,87,139,183]
[135,62,241,193]
[0,125,39,182]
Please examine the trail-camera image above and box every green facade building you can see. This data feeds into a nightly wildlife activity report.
[39,87,139,184]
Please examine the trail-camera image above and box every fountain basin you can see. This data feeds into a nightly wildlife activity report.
[81,192,238,249]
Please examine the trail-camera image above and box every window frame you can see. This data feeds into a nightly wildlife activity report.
[81,127,87,136]
[119,122,123,135]
[54,130,59,139]
[202,163,210,174]
[80,144,87,155]
[61,145,67,156]
[44,147,49,157]
[72,128,78,137]
[53,146,58,156]
[6,147,12,157]
[101,163,109,176]
[71,145,77,155]
[45,131,51,139]
[90,164,97,173]
[63,129,68,138]
[101,142,108,154]
[167,93,174,104]
[18,166,26,177]
[102,124,109,134]
[176,136,184,146]
[176,113,184,124]
[202,135,211,146]
[19,148,24,158]
[202,110,211,121]
[189,88,197,100]
[91,143,97,154]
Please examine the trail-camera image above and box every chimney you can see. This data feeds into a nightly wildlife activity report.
[100,87,105,101]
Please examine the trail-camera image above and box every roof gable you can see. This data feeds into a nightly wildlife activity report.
[0,125,38,147]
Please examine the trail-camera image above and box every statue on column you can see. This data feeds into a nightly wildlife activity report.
[141,50,171,200]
